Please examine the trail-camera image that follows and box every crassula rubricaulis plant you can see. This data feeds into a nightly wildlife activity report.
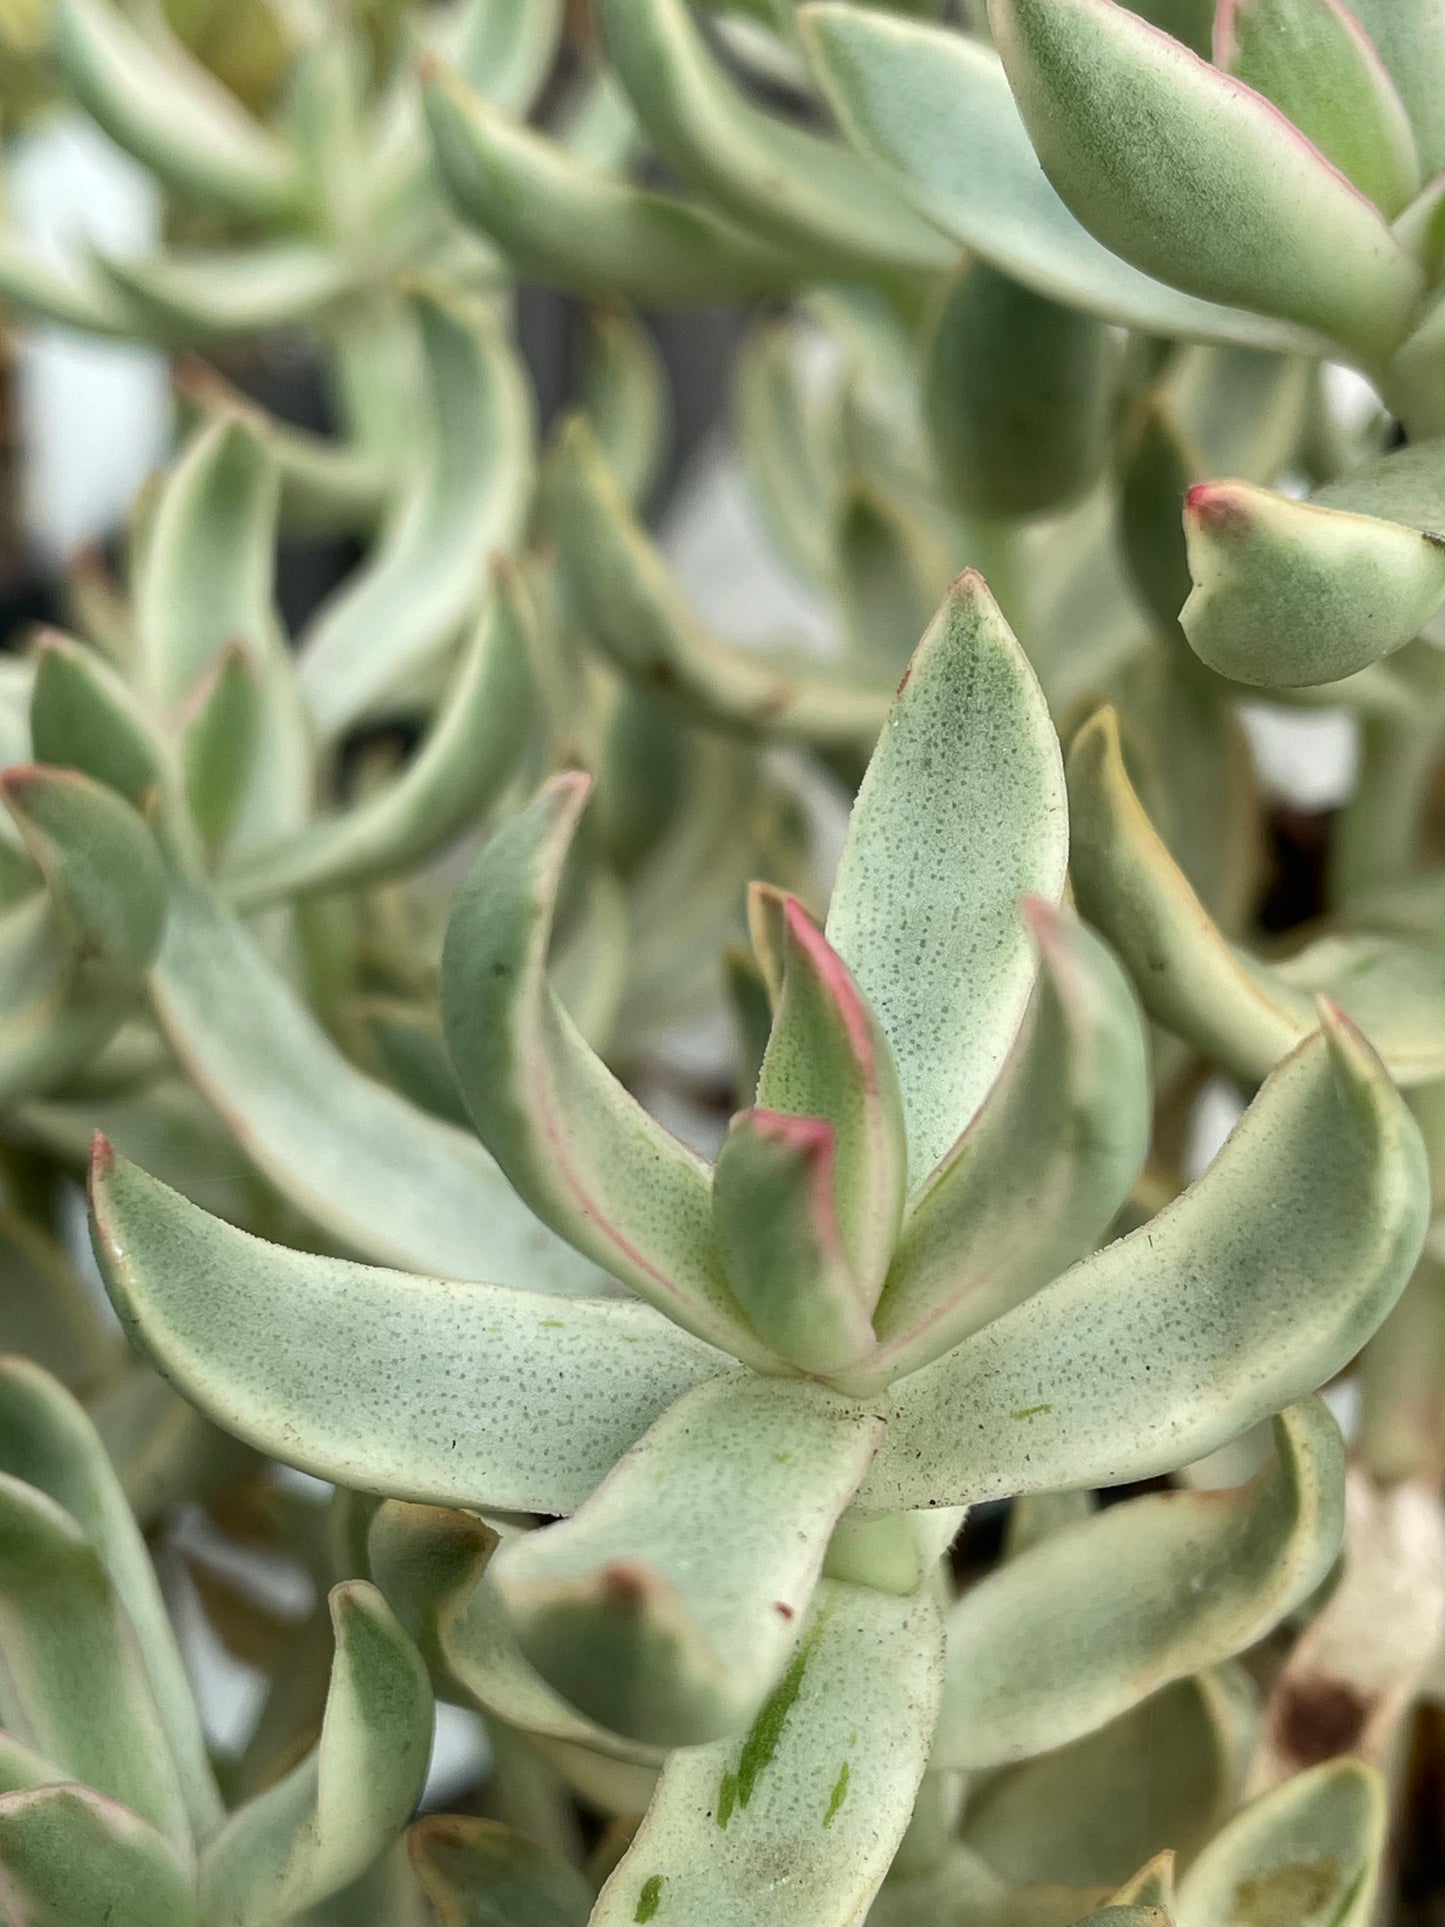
[88,577,1429,1923]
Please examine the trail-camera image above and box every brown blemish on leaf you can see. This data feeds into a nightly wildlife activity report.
[1275,1676,1372,1766]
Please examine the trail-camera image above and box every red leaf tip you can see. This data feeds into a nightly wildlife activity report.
[1185,482,1253,531]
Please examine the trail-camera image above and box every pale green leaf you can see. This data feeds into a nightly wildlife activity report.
[199,1583,433,1927]
[0,1359,221,1841]
[228,572,534,908]
[935,1402,1341,1766]
[591,1580,944,1927]
[1215,0,1420,216]
[1175,1761,1386,1927]
[0,1785,198,1927]
[180,645,260,857]
[755,897,907,1306]
[961,1669,1254,1887]
[835,487,947,676]
[1346,0,1445,177]
[29,632,172,821]
[597,0,957,275]
[0,1473,190,1849]
[798,5,1331,349]
[574,306,670,510]
[986,0,1423,360]
[1182,441,1445,685]
[1068,707,1445,1084]
[0,771,167,1104]
[93,244,366,343]
[0,232,132,337]
[736,318,841,587]
[90,1148,729,1516]
[423,66,798,304]
[859,1015,1428,1510]
[861,903,1149,1387]
[713,1110,879,1374]
[551,418,890,750]
[925,262,1115,518]
[491,1374,882,1745]
[440,774,768,1358]
[825,572,1068,1178]
[408,1816,591,1927]
[298,291,533,739]
[151,879,600,1288]
[133,416,309,857]
[52,0,304,221]
[0,1212,119,1394]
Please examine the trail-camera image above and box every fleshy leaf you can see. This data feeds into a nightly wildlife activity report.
[591,1580,944,1927]
[52,0,303,221]
[1175,1761,1386,1927]
[441,773,767,1357]
[299,292,533,737]
[985,0,1423,359]
[198,1583,432,1927]
[825,572,1068,1178]
[94,243,365,343]
[90,1148,727,1516]
[368,1501,662,1767]
[860,1014,1428,1510]
[924,262,1114,518]
[408,1816,591,1927]
[1215,0,1420,216]
[29,632,172,821]
[1182,444,1445,685]
[0,770,168,1103]
[488,1374,882,1745]
[574,305,669,511]
[423,65,798,304]
[228,570,534,907]
[0,1472,190,1849]
[179,644,260,857]
[861,902,1149,1387]
[1068,708,1445,1085]
[712,1112,878,1374]
[935,1401,1342,1767]
[0,1359,221,1841]
[0,1785,198,1927]
[133,416,309,856]
[798,4,1331,349]
[551,418,890,750]
[755,898,907,1303]
[736,319,840,588]
[1,768,166,990]
[0,1213,119,1394]
[151,878,599,1288]
[597,0,955,275]
[1346,0,1445,177]
[961,1670,1253,1886]
[135,416,275,706]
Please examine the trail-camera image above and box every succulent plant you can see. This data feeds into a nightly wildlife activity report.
[0,0,1440,1919]
[86,578,1428,1921]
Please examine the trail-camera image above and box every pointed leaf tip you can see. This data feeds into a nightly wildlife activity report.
[443,778,766,1359]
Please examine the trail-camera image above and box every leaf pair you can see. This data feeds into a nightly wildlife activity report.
[1068,707,1445,1086]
